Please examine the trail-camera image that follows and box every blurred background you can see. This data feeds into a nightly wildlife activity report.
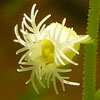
[0,0,100,100]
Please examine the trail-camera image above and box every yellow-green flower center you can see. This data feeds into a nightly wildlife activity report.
[42,39,55,63]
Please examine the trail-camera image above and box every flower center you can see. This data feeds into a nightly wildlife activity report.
[42,39,55,63]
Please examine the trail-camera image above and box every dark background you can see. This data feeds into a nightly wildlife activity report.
[0,0,100,100]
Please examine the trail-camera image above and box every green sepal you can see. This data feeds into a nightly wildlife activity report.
[95,88,100,100]
[80,36,93,44]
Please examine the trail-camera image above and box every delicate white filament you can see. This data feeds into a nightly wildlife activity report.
[20,29,27,34]
[57,68,72,73]
[14,25,25,46]
[23,17,34,33]
[37,14,51,30]
[57,49,78,65]
[32,10,39,25]
[17,66,33,72]
[55,50,65,65]
[31,4,36,19]
[56,18,66,41]
[63,80,80,86]
[24,13,31,22]
[54,55,59,65]
[53,23,58,41]
[14,39,18,43]
[71,35,89,43]
[25,79,31,84]
[16,47,27,55]
[40,24,46,33]
[21,21,24,30]
[31,72,39,94]
[66,46,79,55]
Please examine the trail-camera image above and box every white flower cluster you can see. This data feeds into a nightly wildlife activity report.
[14,4,90,94]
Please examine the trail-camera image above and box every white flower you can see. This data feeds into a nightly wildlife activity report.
[14,4,90,94]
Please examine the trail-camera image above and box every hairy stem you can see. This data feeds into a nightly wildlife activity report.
[83,0,100,100]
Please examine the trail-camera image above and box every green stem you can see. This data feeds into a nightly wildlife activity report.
[83,0,100,100]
